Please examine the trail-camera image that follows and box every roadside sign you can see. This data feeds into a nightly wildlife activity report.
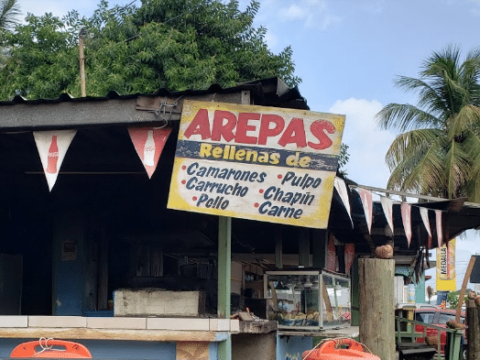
[167,100,346,228]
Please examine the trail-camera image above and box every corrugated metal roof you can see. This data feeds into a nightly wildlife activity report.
[0,77,309,110]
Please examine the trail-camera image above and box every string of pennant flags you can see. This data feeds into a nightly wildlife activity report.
[334,178,445,249]
[31,128,446,251]
[33,127,172,191]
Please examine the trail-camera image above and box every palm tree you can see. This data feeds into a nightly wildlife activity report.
[0,0,20,66]
[0,0,19,32]
[376,46,480,201]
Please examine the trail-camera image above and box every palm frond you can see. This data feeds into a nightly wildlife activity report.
[385,128,441,169]
[376,103,440,132]
[447,105,480,140]
[385,129,445,194]
[464,128,480,180]
[378,45,480,200]
[402,138,445,193]
[0,0,20,31]
[444,140,471,198]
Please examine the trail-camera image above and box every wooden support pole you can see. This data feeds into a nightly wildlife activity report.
[275,229,282,269]
[78,28,87,97]
[312,229,327,269]
[217,216,232,360]
[456,256,476,322]
[467,299,480,360]
[298,228,310,267]
[97,231,108,310]
[359,258,395,360]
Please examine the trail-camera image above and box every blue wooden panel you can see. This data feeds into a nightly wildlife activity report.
[81,340,176,359]
[209,342,218,360]
[53,216,86,316]
[276,334,313,360]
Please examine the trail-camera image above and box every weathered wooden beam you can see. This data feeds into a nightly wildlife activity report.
[456,256,476,322]
[351,184,453,202]
[217,216,232,360]
[467,300,480,360]
[359,258,395,360]
[274,229,282,269]
[0,92,244,130]
[312,229,327,269]
[298,228,310,267]
[0,328,227,342]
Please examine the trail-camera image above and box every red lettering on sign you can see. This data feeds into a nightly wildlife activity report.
[278,118,307,148]
[258,114,285,145]
[308,120,336,150]
[236,112,260,144]
[212,110,236,142]
[184,109,211,139]
[183,108,337,151]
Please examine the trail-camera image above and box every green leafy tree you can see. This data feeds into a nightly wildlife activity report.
[337,143,350,176]
[0,0,300,100]
[376,46,480,201]
[446,290,471,310]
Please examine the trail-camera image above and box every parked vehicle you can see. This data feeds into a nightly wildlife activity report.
[414,308,466,359]
[396,303,439,310]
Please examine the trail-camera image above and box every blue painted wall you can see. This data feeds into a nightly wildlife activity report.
[276,335,313,360]
[209,342,218,360]
[52,213,86,316]
[396,265,426,303]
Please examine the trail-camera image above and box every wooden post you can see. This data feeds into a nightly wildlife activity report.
[275,229,282,269]
[218,216,232,360]
[299,228,310,267]
[359,258,395,360]
[97,231,108,310]
[456,256,476,322]
[312,229,327,269]
[78,28,87,97]
[467,299,480,360]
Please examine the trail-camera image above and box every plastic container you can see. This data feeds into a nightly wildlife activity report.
[302,339,380,360]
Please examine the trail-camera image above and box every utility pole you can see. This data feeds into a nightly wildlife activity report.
[79,28,87,97]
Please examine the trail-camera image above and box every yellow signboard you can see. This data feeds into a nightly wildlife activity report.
[436,239,456,291]
[167,100,346,228]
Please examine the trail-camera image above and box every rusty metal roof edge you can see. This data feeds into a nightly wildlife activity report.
[0,77,308,109]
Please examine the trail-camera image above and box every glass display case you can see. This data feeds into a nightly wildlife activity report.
[264,270,351,330]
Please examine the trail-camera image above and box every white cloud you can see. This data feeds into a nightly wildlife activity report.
[258,0,342,31]
[279,4,306,22]
[19,0,138,19]
[329,98,395,189]
[361,0,386,14]
[468,0,480,15]
[20,0,89,17]
[264,30,279,49]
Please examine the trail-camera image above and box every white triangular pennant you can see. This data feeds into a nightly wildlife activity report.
[334,177,353,227]
[128,126,172,179]
[420,207,432,238]
[356,188,373,233]
[380,196,394,235]
[401,203,412,247]
[33,130,77,191]
[435,210,443,248]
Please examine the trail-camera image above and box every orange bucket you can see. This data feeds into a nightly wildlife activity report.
[302,338,380,360]
[11,339,92,358]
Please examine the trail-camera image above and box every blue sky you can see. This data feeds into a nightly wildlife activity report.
[16,0,480,290]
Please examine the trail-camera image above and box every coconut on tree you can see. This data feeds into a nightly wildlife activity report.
[377,46,480,201]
